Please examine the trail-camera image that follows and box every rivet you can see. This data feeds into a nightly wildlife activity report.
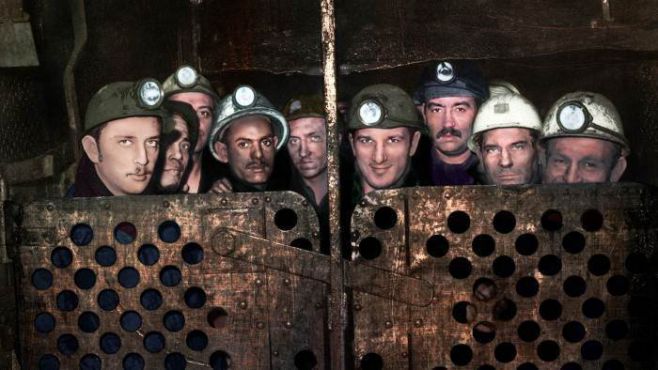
[283,278,291,286]
[264,197,271,203]
[256,321,265,329]
[444,193,451,199]
[401,352,408,358]
[221,198,228,205]
[102,202,110,210]
[414,319,423,327]
[251,198,259,205]
[285,321,293,329]
[162,200,170,208]
[354,304,362,311]
[282,308,289,313]
[238,301,248,309]
[46,204,54,212]
[385,320,393,328]
[359,200,367,207]
[302,200,309,207]
[351,231,360,240]
[312,232,319,239]
[273,351,279,357]
[255,279,263,286]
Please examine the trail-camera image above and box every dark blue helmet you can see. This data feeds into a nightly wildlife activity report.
[415,60,489,104]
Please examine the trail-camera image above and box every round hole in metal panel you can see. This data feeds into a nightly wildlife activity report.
[426,235,449,258]
[99,332,121,354]
[560,362,582,370]
[473,278,497,301]
[57,333,78,355]
[625,253,649,274]
[143,331,165,353]
[588,254,610,276]
[540,209,562,231]
[78,311,100,333]
[607,275,630,296]
[118,350,146,370]
[209,350,232,370]
[138,244,160,266]
[515,233,538,256]
[94,246,116,267]
[74,268,96,290]
[140,289,163,311]
[449,257,472,279]
[160,265,182,287]
[447,211,470,234]
[122,352,145,370]
[493,298,517,321]
[274,208,298,231]
[158,220,181,243]
[493,210,516,234]
[79,354,101,370]
[207,307,228,329]
[628,341,653,361]
[294,349,317,370]
[472,234,495,257]
[165,353,187,370]
[184,287,207,309]
[70,223,93,246]
[186,330,208,351]
[562,231,586,254]
[492,255,515,278]
[118,267,140,289]
[582,297,605,318]
[114,222,137,244]
[450,344,473,366]
[472,321,496,343]
[38,354,60,370]
[97,289,119,311]
[606,319,629,340]
[563,275,587,297]
[539,299,562,321]
[164,310,186,332]
[32,268,53,290]
[373,206,397,230]
[538,255,562,276]
[120,311,142,332]
[182,242,204,265]
[290,238,313,251]
[581,340,603,360]
[517,320,541,342]
[516,276,539,298]
[51,247,72,268]
[537,340,560,361]
[602,359,625,370]
[358,237,382,260]
[580,209,603,231]
[562,321,586,343]
[452,301,476,324]
[35,312,56,334]
[517,363,539,370]
[56,290,78,311]
[494,342,517,363]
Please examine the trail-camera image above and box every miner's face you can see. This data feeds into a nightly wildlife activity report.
[168,92,213,153]
[479,127,538,185]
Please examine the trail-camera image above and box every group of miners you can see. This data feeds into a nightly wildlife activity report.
[68,61,630,252]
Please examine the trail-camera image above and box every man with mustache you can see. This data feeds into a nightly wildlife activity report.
[417,60,489,185]
[69,80,167,197]
[208,85,289,192]
[468,93,543,185]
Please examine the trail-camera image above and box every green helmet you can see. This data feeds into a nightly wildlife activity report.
[84,79,167,132]
[348,84,423,131]
[283,94,325,121]
[162,65,220,101]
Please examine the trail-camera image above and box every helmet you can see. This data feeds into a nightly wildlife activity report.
[541,91,629,155]
[162,100,199,148]
[282,94,325,121]
[84,79,167,132]
[162,65,220,101]
[468,93,542,151]
[347,84,423,131]
[416,60,489,104]
[488,79,520,97]
[208,85,289,158]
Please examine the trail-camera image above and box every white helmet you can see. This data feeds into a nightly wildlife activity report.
[468,93,542,151]
[488,79,520,97]
[541,91,629,155]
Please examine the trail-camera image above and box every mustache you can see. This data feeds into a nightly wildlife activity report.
[246,161,268,169]
[436,128,462,139]
[127,166,151,176]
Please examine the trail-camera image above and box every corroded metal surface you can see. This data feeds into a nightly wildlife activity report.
[18,191,325,369]
[351,184,658,369]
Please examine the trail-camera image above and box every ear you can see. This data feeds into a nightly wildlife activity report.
[409,130,422,156]
[610,156,627,182]
[81,135,101,163]
[348,133,356,154]
[213,141,229,163]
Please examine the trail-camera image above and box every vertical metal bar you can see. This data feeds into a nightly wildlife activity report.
[320,0,345,368]
[601,0,612,22]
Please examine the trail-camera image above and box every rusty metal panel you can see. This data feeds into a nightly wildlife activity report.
[350,184,657,369]
[17,191,326,369]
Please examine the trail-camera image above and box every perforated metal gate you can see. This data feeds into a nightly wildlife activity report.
[18,191,329,369]
[349,184,658,370]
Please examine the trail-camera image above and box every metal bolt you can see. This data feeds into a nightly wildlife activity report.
[238,301,248,309]
[359,200,367,207]
[285,321,293,329]
[264,197,271,203]
[414,319,423,327]
[251,198,259,205]
[221,198,228,205]
[102,202,110,210]
[256,321,265,329]
[302,200,309,207]
[272,351,279,357]
[283,308,289,313]
[401,352,408,358]
[444,193,451,199]
[385,320,392,328]
[283,278,291,286]
[255,279,263,286]
[312,232,319,239]
[354,304,362,311]
[162,200,170,208]
[46,204,54,212]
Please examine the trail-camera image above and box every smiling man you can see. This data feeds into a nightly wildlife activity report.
[70,80,167,197]
[208,85,289,192]
[468,93,543,185]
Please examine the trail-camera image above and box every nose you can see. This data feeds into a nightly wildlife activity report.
[252,143,264,160]
[565,164,582,183]
[299,139,310,158]
[169,145,183,161]
[444,110,456,128]
[500,149,512,168]
[372,142,387,164]
[135,143,149,166]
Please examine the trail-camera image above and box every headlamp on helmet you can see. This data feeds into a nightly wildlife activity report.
[233,85,256,108]
[137,79,164,108]
[175,65,199,88]
[557,101,592,133]
[358,99,384,126]
[436,61,456,83]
